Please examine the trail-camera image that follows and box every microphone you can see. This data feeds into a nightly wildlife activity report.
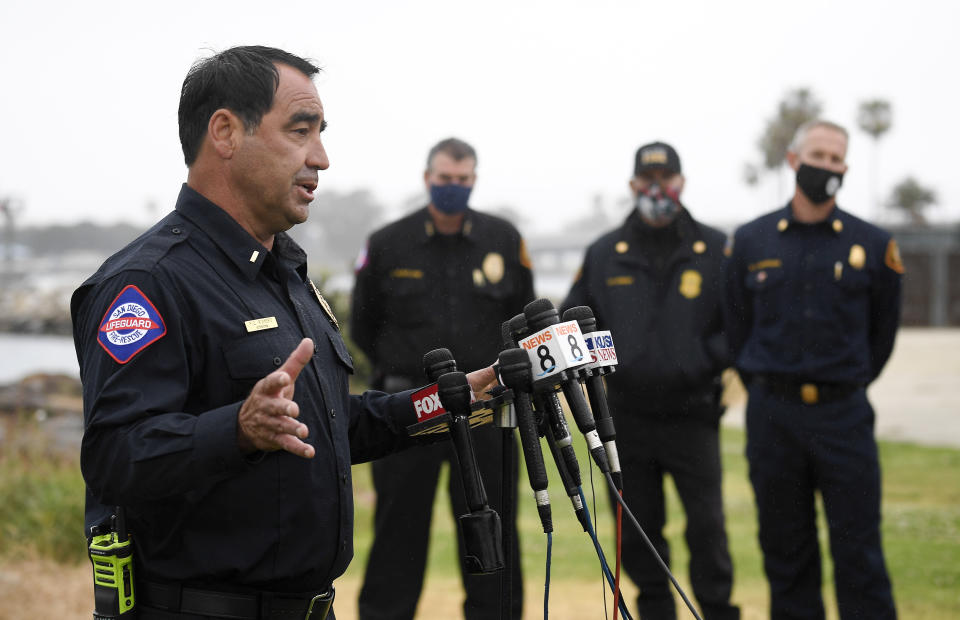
[498,347,553,533]
[424,347,457,382]
[437,370,504,574]
[562,306,622,490]
[508,313,587,529]
[523,299,610,474]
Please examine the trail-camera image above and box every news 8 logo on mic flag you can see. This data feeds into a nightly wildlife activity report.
[519,320,589,382]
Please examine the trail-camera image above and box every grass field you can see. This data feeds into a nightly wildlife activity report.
[1,416,958,619]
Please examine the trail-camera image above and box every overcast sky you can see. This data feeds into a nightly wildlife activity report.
[2,0,958,235]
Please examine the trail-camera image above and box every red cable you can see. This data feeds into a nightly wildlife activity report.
[613,491,623,620]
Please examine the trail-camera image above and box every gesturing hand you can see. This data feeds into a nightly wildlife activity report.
[237,338,316,459]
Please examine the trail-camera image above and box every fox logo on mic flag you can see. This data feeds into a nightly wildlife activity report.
[97,285,167,363]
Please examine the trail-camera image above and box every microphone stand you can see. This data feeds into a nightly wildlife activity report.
[492,388,518,620]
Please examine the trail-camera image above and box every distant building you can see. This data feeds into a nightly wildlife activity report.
[894,224,960,326]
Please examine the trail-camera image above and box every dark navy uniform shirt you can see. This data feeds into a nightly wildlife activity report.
[561,209,729,410]
[72,185,417,592]
[724,203,904,385]
[350,206,535,382]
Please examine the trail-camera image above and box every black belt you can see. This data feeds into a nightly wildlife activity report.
[140,581,334,620]
[754,375,860,405]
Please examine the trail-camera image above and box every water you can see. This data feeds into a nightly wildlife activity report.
[0,333,78,383]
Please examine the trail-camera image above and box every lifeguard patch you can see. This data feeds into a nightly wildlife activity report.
[97,285,167,363]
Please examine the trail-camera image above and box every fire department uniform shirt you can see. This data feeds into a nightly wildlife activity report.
[72,184,418,592]
[724,203,903,385]
[350,206,535,381]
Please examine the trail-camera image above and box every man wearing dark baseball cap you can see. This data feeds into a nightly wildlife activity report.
[562,142,739,619]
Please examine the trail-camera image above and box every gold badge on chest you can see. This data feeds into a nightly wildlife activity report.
[482,252,504,285]
[679,269,702,299]
[848,244,866,270]
[308,279,340,330]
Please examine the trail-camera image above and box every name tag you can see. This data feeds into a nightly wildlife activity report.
[245,317,278,332]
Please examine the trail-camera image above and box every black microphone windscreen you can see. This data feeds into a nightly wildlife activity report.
[498,348,532,392]
[508,314,529,341]
[562,305,597,333]
[524,298,559,331]
[501,320,515,348]
[423,348,457,381]
[437,371,472,415]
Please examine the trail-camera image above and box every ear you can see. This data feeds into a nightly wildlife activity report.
[208,108,243,160]
[786,150,800,172]
[423,169,431,192]
[674,174,686,195]
[628,177,641,197]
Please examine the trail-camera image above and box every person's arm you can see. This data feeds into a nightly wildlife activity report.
[73,272,316,508]
[868,236,904,382]
[722,230,751,368]
[516,235,536,306]
[346,366,496,464]
[350,239,380,363]
[560,248,593,319]
[74,272,247,507]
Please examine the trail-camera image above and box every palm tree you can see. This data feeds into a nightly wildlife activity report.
[857,99,893,220]
[751,88,822,199]
[887,176,936,225]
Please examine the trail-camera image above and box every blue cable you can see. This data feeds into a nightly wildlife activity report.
[579,488,634,620]
[544,532,552,619]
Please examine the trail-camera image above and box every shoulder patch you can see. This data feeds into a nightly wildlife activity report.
[885,239,905,274]
[519,239,533,270]
[97,285,167,364]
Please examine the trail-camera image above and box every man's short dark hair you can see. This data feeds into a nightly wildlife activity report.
[426,137,477,171]
[178,46,321,166]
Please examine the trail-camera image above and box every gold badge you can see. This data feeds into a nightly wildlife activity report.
[885,239,905,274]
[244,316,278,332]
[777,219,789,232]
[615,241,629,254]
[308,279,340,330]
[482,252,504,284]
[832,219,844,233]
[834,261,843,281]
[390,268,423,279]
[693,240,706,254]
[473,268,485,287]
[679,269,702,299]
[848,244,866,270]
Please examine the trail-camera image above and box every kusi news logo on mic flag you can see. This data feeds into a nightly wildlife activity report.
[97,285,167,364]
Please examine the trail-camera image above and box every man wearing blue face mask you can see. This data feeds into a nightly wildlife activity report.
[562,142,739,620]
[725,120,901,619]
[352,137,534,619]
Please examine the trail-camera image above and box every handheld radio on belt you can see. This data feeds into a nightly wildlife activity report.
[88,506,136,618]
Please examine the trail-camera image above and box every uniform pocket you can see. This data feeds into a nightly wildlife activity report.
[222,331,303,381]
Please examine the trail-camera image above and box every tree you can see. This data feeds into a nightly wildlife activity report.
[744,88,822,197]
[289,189,385,270]
[758,88,823,171]
[857,99,893,220]
[887,177,936,225]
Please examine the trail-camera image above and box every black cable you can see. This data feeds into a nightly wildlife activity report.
[604,472,704,620]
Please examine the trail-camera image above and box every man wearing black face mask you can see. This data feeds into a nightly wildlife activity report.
[724,120,902,619]
[562,142,740,620]
[352,137,533,619]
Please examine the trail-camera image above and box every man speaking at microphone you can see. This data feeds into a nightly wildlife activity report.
[351,137,534,619]
[562,142,739,620]
[73,47,496,620]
